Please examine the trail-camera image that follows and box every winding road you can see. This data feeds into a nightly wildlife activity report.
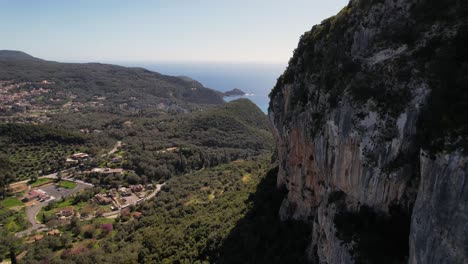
[101,141,122,157]
[13,140,152,237]
[16,202,47,237]
[15,180,94,237]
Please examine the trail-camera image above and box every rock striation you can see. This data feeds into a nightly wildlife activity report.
[268,0,468,263]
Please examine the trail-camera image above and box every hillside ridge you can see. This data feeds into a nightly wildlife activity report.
[0,50,224,105]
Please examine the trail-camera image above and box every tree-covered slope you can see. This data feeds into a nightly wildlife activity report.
[120,99,273,182]
[0,50,223,105]
[20,157,311,264]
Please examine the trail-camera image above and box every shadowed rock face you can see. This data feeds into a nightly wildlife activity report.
[269,0,468,263]
[410,153,468,264]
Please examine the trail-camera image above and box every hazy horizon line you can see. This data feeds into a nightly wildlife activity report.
[65,59,289,66]
[2,49,289,67]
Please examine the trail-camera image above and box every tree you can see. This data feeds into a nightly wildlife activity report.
[30,173,38,183]
[0,154,16,198]
[0,234,20,264]
[56,171,63,182]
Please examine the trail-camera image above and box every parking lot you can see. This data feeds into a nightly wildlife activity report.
[40,185,74,199]
[39,181,92,200]
[17,180,94,237]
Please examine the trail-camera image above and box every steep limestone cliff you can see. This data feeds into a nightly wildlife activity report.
[269,0,468,263]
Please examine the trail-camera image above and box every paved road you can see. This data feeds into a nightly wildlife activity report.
[15,181,93,237]
[101,141,122,157]
[16,181,161,234]
[16,202,47,237]
[109,141,122,154]
[145,183,165,200]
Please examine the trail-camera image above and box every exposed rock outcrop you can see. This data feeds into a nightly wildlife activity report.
[269,0,468,263]
[410,152,468,264]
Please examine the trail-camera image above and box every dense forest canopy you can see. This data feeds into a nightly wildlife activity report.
[0,51,303,264]
[0,51,223,106]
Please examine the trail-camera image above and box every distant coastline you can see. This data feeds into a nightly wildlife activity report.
[118,62,286,113]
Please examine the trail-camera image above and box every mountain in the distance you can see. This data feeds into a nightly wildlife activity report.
[0,50,42,61]
[222,88,246,97]
[0,50,224,105]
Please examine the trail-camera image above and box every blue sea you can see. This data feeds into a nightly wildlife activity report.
[121,62,287,113]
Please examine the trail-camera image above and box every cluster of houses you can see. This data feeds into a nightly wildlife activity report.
[55,208,74,220]
[0,81,49,104]
[66,152,123,169]
[0,81,52,120]
[66,152,124,171]
[0,79,110,123]
[31,229,61,242]
[157,147,179,154]
[122,184,153,196]
[93,192,114,205]
[22,190,50,203]
[66,152,90,164]
[79,128,102,134]
[118,187,132,197]
[92,184,154,210]
[93,188,128,210]
[89,167,124,176]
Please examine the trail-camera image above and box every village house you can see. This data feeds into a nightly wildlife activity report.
[79,128,90,134]
[91,168,105,173]
[105,189,117,198]
[65,158,79,164]
[56,208,74,219]
[157,147,179,154]
[71,153,89,160]
[22,190,49,203]
[133,211,143,219]
[130,184,144,193]
[47,229,61,236]
[89,168,124,176]
[102,168,123,176]
[33,235,44,242]
[119,187,132,197]
[93,193,113,205]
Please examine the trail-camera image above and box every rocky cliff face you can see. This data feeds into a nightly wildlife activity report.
[268,0,468,263]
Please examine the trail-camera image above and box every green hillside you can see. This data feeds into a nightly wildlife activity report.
[0,50,223,106]
[19,157,311,264]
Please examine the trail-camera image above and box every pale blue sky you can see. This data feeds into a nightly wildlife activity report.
[0,0,348,63]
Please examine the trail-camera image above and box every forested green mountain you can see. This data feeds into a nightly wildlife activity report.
[0,50,223,105]
[0,50,41,61]
[18,157,311,264]
[0,98,272,183]
[0,50,289,264]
